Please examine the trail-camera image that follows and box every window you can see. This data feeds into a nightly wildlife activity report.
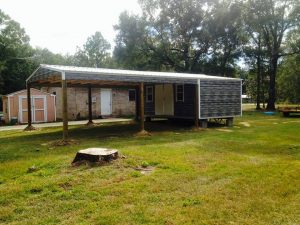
[176,84,184,102]
[128,89,136,101]
[146,86,153,102]
[52,92,57,104]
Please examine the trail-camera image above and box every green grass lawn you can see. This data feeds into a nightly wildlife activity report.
[0,111,299,225]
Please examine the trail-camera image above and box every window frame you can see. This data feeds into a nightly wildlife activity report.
[175,84,184,102]
[128,89,136,102]
[146,86,154,103]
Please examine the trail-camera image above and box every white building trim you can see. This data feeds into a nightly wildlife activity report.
[7,96,11,122]
[198,79,201,119]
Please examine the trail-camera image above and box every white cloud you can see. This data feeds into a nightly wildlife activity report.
[0,0,141,54]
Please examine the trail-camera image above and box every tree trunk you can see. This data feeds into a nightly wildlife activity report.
[262,71,266,109]
[183,44,190,72]
[266,56,278,110]
[256,59,261,110]
[256,38,261,110]
[220,48,231,77]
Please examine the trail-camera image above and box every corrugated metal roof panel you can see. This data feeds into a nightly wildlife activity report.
[43,64,240,80]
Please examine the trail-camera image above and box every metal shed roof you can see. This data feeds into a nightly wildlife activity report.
[27,64,241,85]
[5,88,55,97]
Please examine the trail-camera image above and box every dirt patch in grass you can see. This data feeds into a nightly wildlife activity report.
[134,166,156,175]
[41,139,80,148]
[58,182,73,191]
[239,121,251,127]
[282,120,300,124]
[216,129,233,132]
[134,130,152,137]
[27,165,39,173]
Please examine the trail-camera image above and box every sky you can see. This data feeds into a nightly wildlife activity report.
[0,0,141,54]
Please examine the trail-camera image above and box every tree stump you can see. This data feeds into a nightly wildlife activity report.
[72,148,118,165]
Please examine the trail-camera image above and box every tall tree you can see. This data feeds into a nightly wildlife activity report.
[32,47,71,65]
[115,0,246,76]
[114,12,155,70]
[74,32,111,68]
[208,0,245,76]
[0,9,34,95]
[115,0,216,72]
[247,0,300,110]
[243,5,268,109]
[277,54,300,103]
[277,27,300,103]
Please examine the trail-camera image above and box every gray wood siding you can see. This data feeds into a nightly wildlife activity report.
[145,81,241,119]
[200,80,241,118]
[173,84,195,118]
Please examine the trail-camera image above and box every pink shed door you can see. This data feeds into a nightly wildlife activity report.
[21,98,29,123]
[33,97,46,122]
[19,96,46,123]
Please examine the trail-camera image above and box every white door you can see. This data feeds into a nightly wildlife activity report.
[101,89,112,116]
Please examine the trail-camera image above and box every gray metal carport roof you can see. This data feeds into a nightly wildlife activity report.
[27,64,241,87]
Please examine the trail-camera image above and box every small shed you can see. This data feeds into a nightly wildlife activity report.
[2,88,56,124]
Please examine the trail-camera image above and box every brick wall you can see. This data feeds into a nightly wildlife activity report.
[42,87,135,120]
[112,89,136,116]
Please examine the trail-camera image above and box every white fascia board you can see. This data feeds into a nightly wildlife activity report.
[61,71,66,80]
[53,95,57,122]
[240,80,243,116]
[41,64,241,81]
[40,64,64,73]
[8,96,11,122]
[198,79,201,119]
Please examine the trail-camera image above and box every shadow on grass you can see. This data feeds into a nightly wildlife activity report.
[1,118,299,163]
[0,120,197,141]
[280,114,300,118]
[0,120,201,162]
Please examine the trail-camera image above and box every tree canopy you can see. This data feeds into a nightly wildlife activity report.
[73,32,111,68]
[245,0,300,109]
[0,9,34,95]
[0,0,300,109]
[114,0,300,109]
